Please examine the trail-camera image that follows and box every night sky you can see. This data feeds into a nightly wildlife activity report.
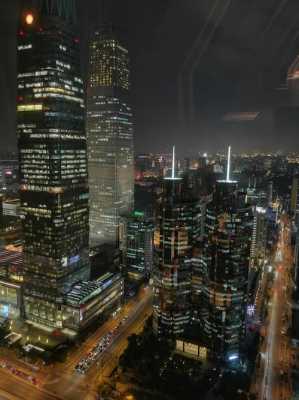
[1,0,299,155]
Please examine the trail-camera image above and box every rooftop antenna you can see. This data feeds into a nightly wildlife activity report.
[165,145,181,181]
[226,145,231,182]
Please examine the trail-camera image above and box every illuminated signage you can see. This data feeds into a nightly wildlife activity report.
[133,211,144,217]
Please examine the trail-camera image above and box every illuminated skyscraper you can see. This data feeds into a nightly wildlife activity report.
[87,26,134,247]
[199,148,253,360]
[153,148,201,337]
[245,186,268,269]
[17,0,90,328]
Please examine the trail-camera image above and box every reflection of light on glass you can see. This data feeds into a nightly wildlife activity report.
[223,112,260,121]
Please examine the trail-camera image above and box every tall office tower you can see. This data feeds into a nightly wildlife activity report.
[17,1,90,328]
[250,206,267,269]
[120,211,154,282]
[245,185,268,269]
[152,148,201,337]
[200,149,253,360]
[267,180,273,207]
[87,26,134,247]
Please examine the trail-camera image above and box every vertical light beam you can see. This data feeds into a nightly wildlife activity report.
[172,145,176,179]
[226,145,231,182]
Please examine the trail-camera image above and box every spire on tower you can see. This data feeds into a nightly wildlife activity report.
[165,145,181,181]
[226,145,231,183]
[172,145,176,179]
[217,145,237,184]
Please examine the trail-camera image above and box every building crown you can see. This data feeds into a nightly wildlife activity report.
[27,0,77,23]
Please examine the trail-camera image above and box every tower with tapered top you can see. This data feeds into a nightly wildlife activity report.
[17,0,90,328]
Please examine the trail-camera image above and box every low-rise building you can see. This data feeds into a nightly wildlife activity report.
[0,249,24,321]
[0,247,124,334]
[62,272,124,331]
[0,198,22,249]
[0,279,23,321]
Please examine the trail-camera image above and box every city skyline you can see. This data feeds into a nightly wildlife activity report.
[0,2,299,400]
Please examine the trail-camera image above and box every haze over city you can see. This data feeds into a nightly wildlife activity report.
[1,0,299,154]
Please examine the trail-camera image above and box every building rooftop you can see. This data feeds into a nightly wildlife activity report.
[66,272,122,306]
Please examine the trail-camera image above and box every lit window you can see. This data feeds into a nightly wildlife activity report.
[17,104,43,112]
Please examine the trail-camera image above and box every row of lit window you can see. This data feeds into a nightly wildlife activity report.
[34,92,83,104]
[17,104,43,112]
[21,134,86,140]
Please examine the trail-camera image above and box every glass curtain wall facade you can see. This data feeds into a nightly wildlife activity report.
[87,26,134,247]
[17,1,90,328]
[153,179,201,337]
[200,182,253,360]
[120,212,154,281]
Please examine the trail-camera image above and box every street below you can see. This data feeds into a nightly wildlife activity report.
[254,216,293,400]
[0,286,152,400]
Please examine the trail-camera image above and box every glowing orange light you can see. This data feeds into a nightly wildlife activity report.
[25,13,34,25]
